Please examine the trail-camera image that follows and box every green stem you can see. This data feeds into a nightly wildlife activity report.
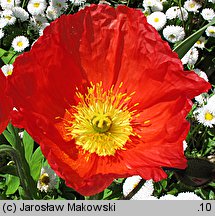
[121,179,146,200]
[21,0,29,8]
[178,0,186,31]
[0,145,38,199]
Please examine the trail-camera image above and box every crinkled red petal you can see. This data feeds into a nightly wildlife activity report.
[6,4,211,195]
[0,71,12,133]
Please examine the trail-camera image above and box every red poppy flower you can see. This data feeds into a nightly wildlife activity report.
[0,70,12,134]
[7,4,211,196]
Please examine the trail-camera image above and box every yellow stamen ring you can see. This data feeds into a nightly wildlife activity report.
[63,82,139,157]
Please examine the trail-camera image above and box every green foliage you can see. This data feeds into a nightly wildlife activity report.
[29,147,44,181]
[174,18,215,59]
[23,131,34,164]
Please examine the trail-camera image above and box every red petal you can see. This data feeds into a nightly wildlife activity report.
[6,4,211,195]
[0,71,12,133]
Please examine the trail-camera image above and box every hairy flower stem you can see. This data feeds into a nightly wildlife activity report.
[2,124,38,199]
[122,179,146,200]
[0,145,37,199]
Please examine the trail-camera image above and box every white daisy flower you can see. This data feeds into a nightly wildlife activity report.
[143,0,156,7]
[166,6,188,21]
[50,0,68,13]
[183,140,188,151]
[196,105,215,127]
[184,0,202,13]
[18,131,24,139]
[30,15,48,29]
[46,5,61,20]
[207,94,215,107]
[1,10,16,25]
[37,166,58,192]
[194,68,208,82]
[151,2,163,12]
[206,26,215,37]
[0,29,4,39]
[0,0,21,10]
[177,192,202,200]
[147,12,166,31]
[194,36,206,50]
[123,176,154,200]
[39,22,50,36]
[142,6,151,17]
[195,93,208,105]
[181,47,198,66]
[165,6,179,20]
[143,0,163,12]
[0,18,8,28]
[201,8,215,22]
[159,194,177,200]
[208,0,215,3]
[98,0,111,5]
[1,64,13,76]
[12,7,30,22]
[69,0,86,6]
[27,0,47,16]
[163,25,185,43]
[11,36,29,52]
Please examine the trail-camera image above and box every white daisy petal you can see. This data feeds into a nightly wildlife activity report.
[11,36,29,52]
[206,26,215,38]
[181,47,198,65]
[184,0,202,13]
[12,7,30,22]
[1,9,16,25]
[160,194,177,200]
[27,0,47,16]
[46,5,61,20]
[196,105,215,127]
[147,12,166,31]
[1,64,13,76]
[69,0,86,6]
[177,192,202,200]
[194,36,206,50]
[163,25,185,43]
[0,0,21,10]
[37,166,58,192]
[123,176,154,200]
[201,8,215,22]
[0,29,4,39]
[194,68,208,82]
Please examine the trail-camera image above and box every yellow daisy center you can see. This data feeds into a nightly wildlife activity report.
[196,40,201,44]
[154,17,159,22]
[64,82,139,157]
[7,70,13,76]
[34,2,40,8]
[7,0,11,2]
[39,173,50,186]
[205,112,214,121]
[190,3,195,8]
[5,15,12,20]
[209,29,215,34]
[17,41,23,47]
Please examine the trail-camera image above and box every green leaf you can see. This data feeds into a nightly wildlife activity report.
[161,179,168,189]
[209,190,215,200]
[5,174,20,195]
[2,130,16,148]
[29,147,44,181]
[22,131,34,164]
[173,17,215,59]
[0,48,17,64]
